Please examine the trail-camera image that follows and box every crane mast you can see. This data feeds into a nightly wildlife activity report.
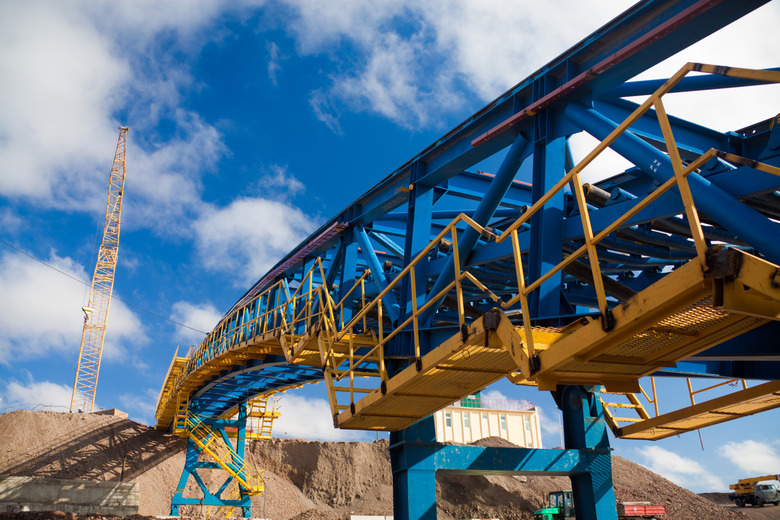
[70,126,128,413]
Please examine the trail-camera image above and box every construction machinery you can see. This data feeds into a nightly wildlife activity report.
[535,491,666,519]
[729,475,780,507]
[70,126,128,414]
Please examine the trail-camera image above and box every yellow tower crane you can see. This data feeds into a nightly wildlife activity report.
[70,126,128,414]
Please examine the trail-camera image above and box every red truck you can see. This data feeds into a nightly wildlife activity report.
[617,502,667,518]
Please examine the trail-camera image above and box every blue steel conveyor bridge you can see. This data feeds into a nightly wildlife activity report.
[155,1,780,518]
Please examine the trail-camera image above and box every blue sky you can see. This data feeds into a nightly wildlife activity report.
[1,0,779,494]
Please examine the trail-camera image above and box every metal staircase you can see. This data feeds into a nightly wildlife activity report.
[601,378,780,440]
[246,396,281,440]
[185,413,264,495]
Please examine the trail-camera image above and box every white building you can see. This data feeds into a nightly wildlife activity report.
[433,395,542,448]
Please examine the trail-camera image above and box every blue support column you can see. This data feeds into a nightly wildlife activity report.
[529,136,568,317]
[390,417,438,520]
[402,162,434,316]
[388,387,618,520]
[559,385,617,520]
[394,161,434,359]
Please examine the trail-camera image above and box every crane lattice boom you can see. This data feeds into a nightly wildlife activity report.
[70,126,128,413]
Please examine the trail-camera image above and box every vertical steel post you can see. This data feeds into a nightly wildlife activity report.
[390,417,438,520]
[394,161,434,359]
[559,385,618,520]
[529,136,568,317]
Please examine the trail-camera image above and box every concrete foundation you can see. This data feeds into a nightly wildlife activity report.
[0,476,139,515]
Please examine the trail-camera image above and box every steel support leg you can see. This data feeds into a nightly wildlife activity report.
[170,405,254,517]
[390,417,438,520]
[530,135,567,317]
[389,391,618,520]
[559,385,618,520]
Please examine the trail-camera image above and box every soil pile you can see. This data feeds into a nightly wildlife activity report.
[0,411,744,519]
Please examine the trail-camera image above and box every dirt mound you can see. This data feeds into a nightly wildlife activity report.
[0,410,744,519]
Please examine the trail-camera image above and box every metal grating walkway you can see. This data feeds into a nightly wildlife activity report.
[616,380,780,440]
[334,249,780,431]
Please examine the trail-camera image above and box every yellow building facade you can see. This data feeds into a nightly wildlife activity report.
[433,396,542,448]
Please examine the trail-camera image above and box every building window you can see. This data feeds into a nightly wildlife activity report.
[500,415,507,431]
[445,412,452,428]
[524,416,532,431]
[464,413,470,429]
[482,413,488,421]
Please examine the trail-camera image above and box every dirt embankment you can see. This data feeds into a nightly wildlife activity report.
[0,410,750,519]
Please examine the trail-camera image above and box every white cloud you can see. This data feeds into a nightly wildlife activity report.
[0,1,228,236]
[280,1,634,130]
[721,440,780,475]
[193,197,318,284]
[0,251,146,364]
[170,301,221,347]
[118,387,161,426]
[481,389,509,401]
[535,405,563,440]
[272,392,372,441]
[417,1,634,102]
[267,41,282,86]
[309,89,343,135]
[568,132,635,185]
[1,375,72,412]
[0,2,130,205]
[0,209,24,233]
[257,164,305,199]
[276,0,777,137]
[635,445,725,492]
[627,3,780,133]
[126,112,225,236]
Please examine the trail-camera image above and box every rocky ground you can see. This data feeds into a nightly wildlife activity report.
[0,410,764,519]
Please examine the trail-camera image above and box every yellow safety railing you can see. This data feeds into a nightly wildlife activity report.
[160,63,780,427]
[320,63,780,408]
[158,258,337,419]
[601,376,749,430]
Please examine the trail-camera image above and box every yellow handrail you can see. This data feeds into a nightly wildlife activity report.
[158,63,780,427]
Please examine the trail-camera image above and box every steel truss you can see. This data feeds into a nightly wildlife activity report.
[157,1,780,519]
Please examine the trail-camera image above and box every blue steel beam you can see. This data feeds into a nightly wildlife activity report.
[354,226,401,324]
[419,132,530,330]
[593,98,729,157]
[380,208,524,223]
[601,67,780,97]
[564,102,780,263]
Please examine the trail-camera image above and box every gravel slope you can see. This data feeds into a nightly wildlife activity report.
[0,410,745,519]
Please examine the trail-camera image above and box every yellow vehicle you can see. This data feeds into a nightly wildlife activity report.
[729,474,780,507]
